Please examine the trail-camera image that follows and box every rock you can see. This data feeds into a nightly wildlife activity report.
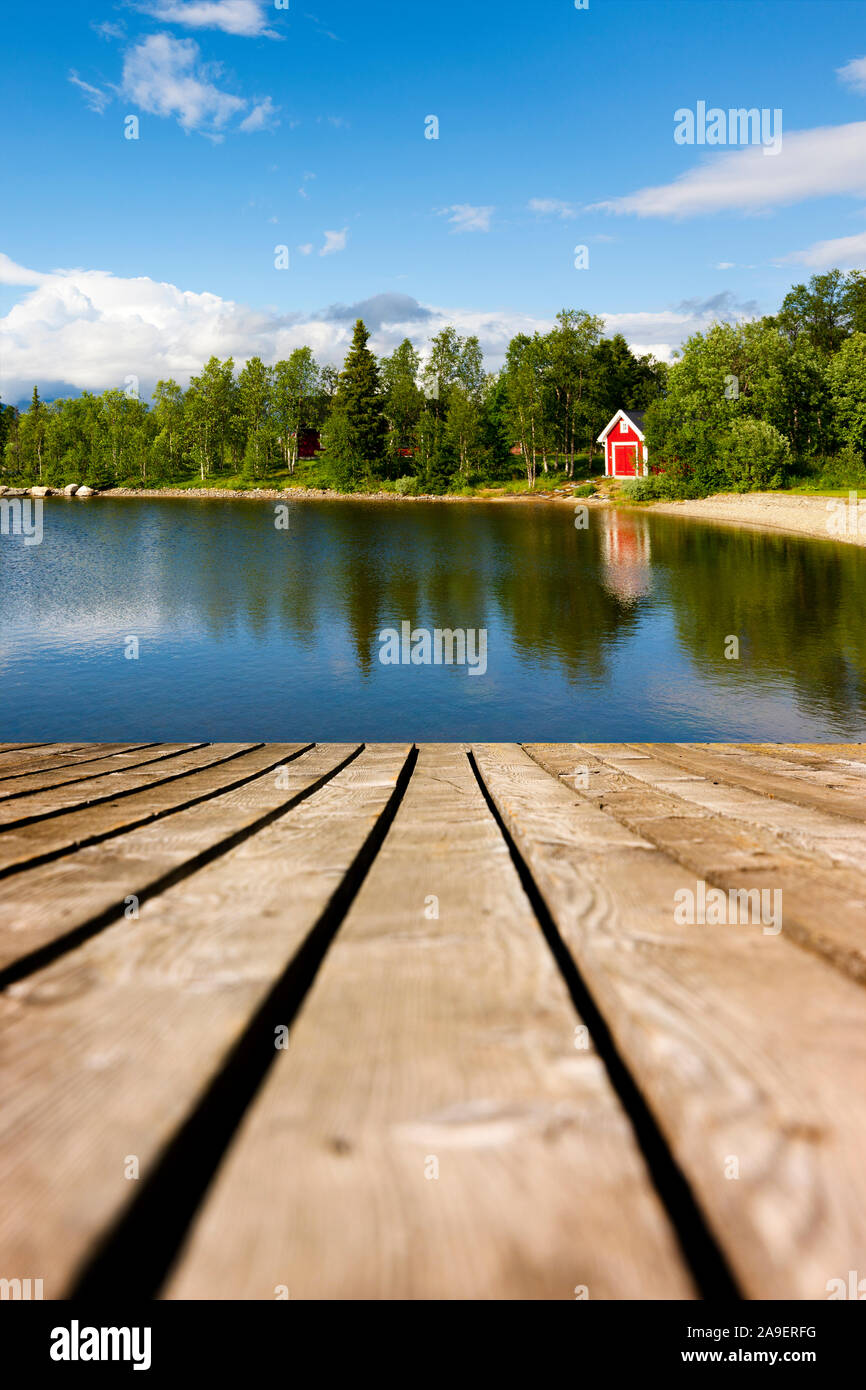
[30,486,52,497]
[63,483,80,496]
[0,485,6,495]
[75,485,96,497]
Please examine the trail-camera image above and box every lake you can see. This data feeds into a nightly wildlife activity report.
[2,496,865,741]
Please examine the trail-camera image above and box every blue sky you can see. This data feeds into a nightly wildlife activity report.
[2,0,866,402]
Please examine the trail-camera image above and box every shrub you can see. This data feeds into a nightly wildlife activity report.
[573,482,596,497]
[394,475,418,496]
[718,418,791,491]
[619,476,657,502]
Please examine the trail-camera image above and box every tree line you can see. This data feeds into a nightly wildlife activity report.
[640,268,866,497]
[3,269,865,496]
[0,314,662,492]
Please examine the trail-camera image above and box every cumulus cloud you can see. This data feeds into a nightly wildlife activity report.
[138,1,280,38]
[0,254,757,404]
[121,33,254,134]
[319,228,348,256]
[0,254,552,401]
[528,198,577,219]
[441,204,494,233]
[589,121,866,217]
[602,292,760,360]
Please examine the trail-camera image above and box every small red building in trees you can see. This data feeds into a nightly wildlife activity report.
[597,409,648,477]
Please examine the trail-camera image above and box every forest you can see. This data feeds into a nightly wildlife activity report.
[1,268,865,498]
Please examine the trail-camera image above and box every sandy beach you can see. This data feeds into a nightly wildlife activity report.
[640,490,866,548]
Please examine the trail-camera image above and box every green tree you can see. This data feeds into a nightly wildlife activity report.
[152,379,186,478]
[238,356,273,478]
[185,357,236,480]
[380,338,423,473]
[828,332,866,458]
[272,348,319,473]
[327,319,386,486]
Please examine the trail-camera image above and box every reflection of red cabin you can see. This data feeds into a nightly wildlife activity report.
[597,409,648,477]
[297,429,322,458]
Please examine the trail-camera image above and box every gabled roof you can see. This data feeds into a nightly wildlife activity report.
[597,408,646,443]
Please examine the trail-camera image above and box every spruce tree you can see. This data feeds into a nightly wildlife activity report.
[329,319,386,485]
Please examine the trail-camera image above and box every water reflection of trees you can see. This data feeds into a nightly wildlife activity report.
[649,517,866,725]
[18,498,866,726]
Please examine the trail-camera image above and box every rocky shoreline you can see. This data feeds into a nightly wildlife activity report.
[3,481,863,547]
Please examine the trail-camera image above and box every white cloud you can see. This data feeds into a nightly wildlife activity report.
[239,96,279,132]
[297,243,314,255]
[601,294,759,361]
[121,33,251,134]
[441,204,494,233]
[0,254,759,403]
[0,253,50,287]
[92,20,126,41]
[528,197,577,219]
[68,70,111,114]
[138,1,279,38]
[589,121,866,217]
[715,261,736,269]
[837,55,866,92]
[0,254,551,399]
[782,228,866,269]
[319,228,348,256]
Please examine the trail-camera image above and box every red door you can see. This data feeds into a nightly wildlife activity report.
[613,443,639,476]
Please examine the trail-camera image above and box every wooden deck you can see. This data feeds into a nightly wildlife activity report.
[1,740,865,1301]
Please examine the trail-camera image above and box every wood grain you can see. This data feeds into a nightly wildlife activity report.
[0,745,410,1297]
[0,743,319,977]
[166,745,695,1301]
[525,743,866,986]
[473,743,866,1300]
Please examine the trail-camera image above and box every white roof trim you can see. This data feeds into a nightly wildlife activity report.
[597,408,645,444]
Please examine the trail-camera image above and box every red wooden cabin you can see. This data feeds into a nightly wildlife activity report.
[297,429,322,459]
[597,409,648,477]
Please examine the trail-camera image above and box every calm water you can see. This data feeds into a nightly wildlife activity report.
[1,497,865,741]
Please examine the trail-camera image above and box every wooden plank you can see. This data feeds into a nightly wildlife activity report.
[585,744,866,872]
[732,743,866,776]
[0,743,208,826]
[0,743,201,802]
[0,744,270,878]
[0,745,411,1297]
[166,746,695,1301]
[0,743,103,777]
[686,743,866,801]
[472,743,866,1300]
[525,744,866,987]
[0,743,321,980]
[638,742,866,825]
